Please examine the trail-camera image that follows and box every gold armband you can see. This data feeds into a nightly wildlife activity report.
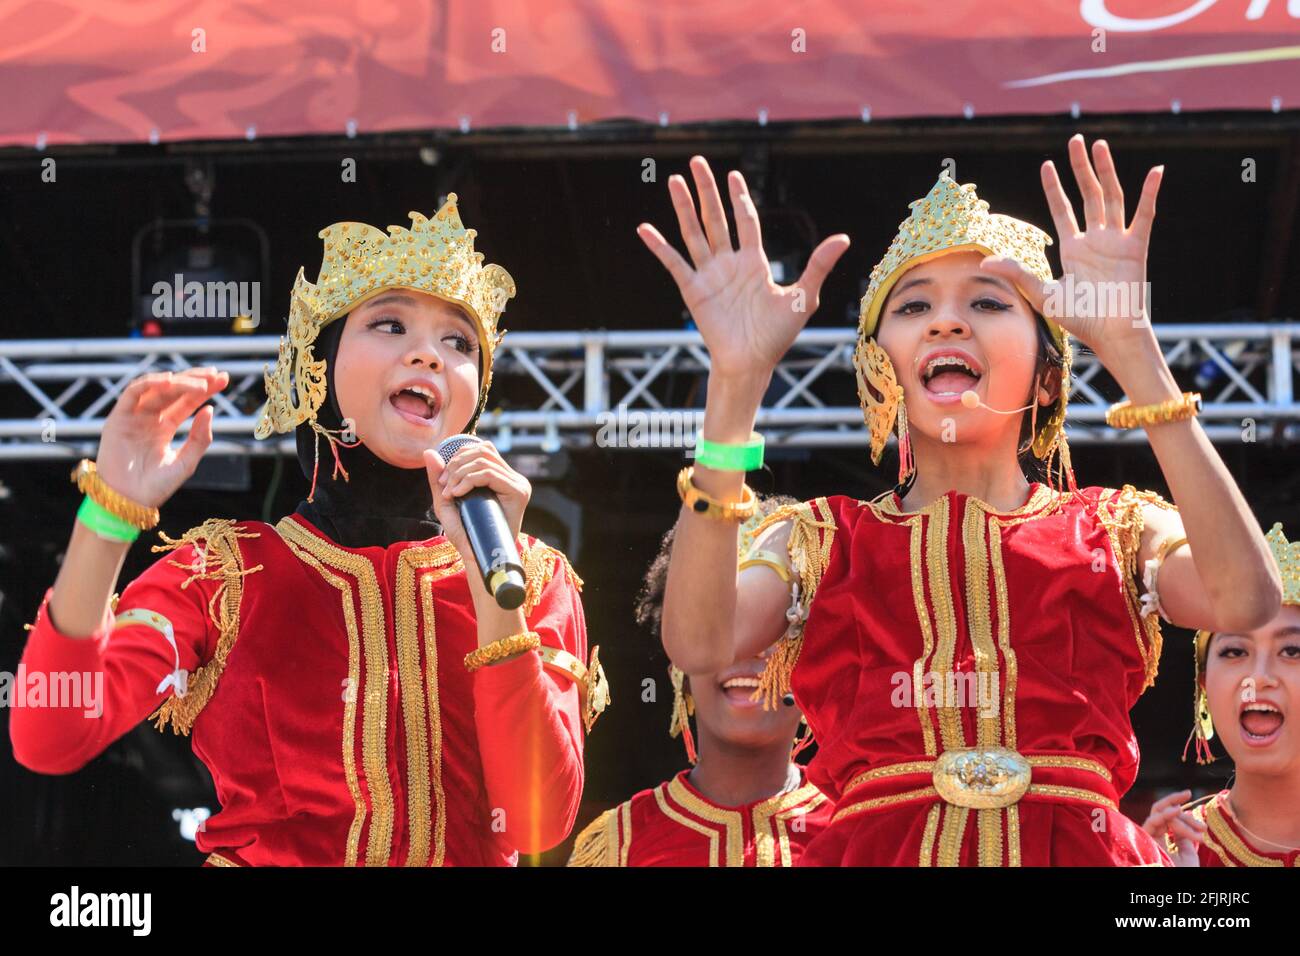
[738,549,792,583]
[1105,392,1201,429]
[464,631,541,672]
[676,466,757,522]
[539,645,610,732]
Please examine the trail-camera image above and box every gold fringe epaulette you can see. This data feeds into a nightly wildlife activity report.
[520,538,584,615]
[565,807,621,867]
[1097,485,1177,690]
[147,519,263,735]
[749,498,836,711]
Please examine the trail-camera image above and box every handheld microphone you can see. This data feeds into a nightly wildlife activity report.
[435,435,527,611]
[959,390,1034,415]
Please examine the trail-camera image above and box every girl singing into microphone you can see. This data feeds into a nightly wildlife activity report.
[638,135,1281,865]
[11,198,607,866]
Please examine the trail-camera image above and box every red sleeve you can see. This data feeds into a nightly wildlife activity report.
[472,545,588,854]
[9,544,214,775]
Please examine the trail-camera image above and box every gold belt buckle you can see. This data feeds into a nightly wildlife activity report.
[932,747,1031,809]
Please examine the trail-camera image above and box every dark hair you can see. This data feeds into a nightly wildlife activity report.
[635,492,800,642]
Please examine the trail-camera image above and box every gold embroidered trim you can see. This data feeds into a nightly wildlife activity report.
[520,538,584,615]
[566,806,622,867]
[277,517,393,867]
[1025,784,1117,812]
[987,519,1017,751]
[831,786,940,823]
[277,536,367,867]
[962,504,999,751]
[619,799,633,866]
[147,520,263,736]
[1205,795,1287,867]
[927,498,964,752]
[205,852,240,867]
[752,778,827,868]
[936,804,970,866]
[420,570,456,866]
[665,774,746,867]
[654,781,727,866]
[919,804,942,866]
[906,516,938,756]
[396,549,457,866]
[1096,485,1175,689]
[751,498,837,711]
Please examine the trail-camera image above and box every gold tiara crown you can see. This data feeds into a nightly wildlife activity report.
[254,194,516,439]
[858,172,1057,341]
[853,172,1073,465]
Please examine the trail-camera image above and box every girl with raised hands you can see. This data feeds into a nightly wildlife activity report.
[638,135,1280,866]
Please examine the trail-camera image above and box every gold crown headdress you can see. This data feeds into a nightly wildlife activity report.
[254,195,516,496]
[1186,522,1300,764]
[852,172,1076,491]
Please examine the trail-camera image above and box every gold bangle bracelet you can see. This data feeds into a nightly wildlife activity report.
[70,459,160,530]
[676,466,757,522]
[464,631,541,672]
[1104,392,1201,429]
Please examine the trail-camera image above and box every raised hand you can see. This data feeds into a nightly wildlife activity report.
[981,134,1163,361]
[95,367,228,509]
[637,156,850,383]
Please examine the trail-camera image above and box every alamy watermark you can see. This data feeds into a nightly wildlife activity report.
[595,404,706,449]
[151,273,260,329]
[0,666,103,718]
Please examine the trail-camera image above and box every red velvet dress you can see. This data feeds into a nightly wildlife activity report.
[757,482,1176,866]
[10,513,593,866]
[1173,791,1299,867]
[566,766,832,866]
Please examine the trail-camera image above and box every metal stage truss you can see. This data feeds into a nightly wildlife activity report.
[0,323,1296,459]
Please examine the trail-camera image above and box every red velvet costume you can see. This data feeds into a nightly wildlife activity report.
[566,766,831,866]
[1172,792,1299,867]
[756,482,1177,866]
[11,513,592,866]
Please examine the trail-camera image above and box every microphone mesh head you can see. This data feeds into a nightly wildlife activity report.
[435,434,483,463]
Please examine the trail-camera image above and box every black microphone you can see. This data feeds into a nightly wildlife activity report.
[435,434,527,611]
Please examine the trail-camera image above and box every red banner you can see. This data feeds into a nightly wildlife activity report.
[2,1,1298,147]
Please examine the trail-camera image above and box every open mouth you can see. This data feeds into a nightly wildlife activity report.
[720,675,762,706]
[921,353,983,396]
[389,385,441,425]
[1239,701,1285,746]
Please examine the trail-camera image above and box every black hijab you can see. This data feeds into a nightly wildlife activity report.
[292,316,444,548]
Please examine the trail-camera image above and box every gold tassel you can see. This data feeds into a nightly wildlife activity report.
[146,520,263,736]
[521,540,584,615]
[1098,486,1169,690]
[752,500,836,712]
[566,808,620,867]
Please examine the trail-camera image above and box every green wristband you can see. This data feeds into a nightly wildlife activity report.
[76,495,141,543]
[694,432,765,472]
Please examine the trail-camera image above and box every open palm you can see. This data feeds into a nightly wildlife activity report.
[637,157,849,382]
[983,135,1162,358]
